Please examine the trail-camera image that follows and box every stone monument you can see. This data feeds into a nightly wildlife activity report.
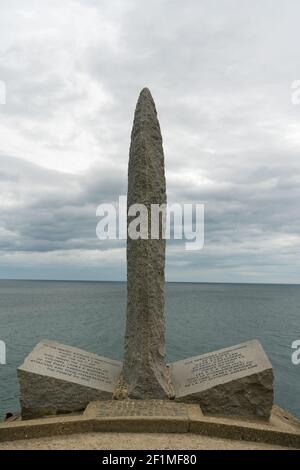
[17,88,274,421]
[122,88,170,399]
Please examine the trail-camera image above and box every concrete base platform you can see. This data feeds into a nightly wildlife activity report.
[0,402,299,449]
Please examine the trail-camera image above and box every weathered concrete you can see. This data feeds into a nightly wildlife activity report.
[189,406,300,449]
[123,88,169,399]
[0,404,299,448]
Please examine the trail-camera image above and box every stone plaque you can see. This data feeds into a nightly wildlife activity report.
[18,340,122,419]
[170,340,274,419]
[84,400,195,418]
[171,340,271,397]
[19,340,122,392]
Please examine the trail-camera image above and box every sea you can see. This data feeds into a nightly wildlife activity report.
[0,280,299,420]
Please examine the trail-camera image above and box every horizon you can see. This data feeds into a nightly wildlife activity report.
[0,278,299,287]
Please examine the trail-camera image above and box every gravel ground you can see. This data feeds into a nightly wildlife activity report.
[0,432,290,450]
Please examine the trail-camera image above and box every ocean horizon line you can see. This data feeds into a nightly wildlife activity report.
[0,278,299,287]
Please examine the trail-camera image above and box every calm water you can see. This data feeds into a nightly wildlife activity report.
[0,280,299,419]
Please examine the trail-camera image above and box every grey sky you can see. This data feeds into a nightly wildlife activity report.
[0,0,299,283]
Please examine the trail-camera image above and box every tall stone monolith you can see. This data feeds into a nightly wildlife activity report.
[123,88,169,399]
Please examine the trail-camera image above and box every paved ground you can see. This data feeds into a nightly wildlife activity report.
[0,432,290,450]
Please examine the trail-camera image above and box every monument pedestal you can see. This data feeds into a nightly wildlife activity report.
[83,399,201,433]
[18,338,274,421]
[1,401,299,449]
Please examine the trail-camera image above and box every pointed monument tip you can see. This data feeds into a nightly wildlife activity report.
[134,87,157,116]
[140,87,152,98]
[141,87,151,94]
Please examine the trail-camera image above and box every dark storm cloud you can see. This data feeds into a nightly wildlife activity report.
[0,0,299,282]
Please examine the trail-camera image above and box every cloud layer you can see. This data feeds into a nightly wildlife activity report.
[0,0,300,283]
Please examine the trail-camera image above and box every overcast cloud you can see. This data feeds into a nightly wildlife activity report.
[0,0,299,283]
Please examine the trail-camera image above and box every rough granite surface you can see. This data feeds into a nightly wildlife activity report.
[18,370,113,419]
[123,88,169,399]
[176,369,274,419]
